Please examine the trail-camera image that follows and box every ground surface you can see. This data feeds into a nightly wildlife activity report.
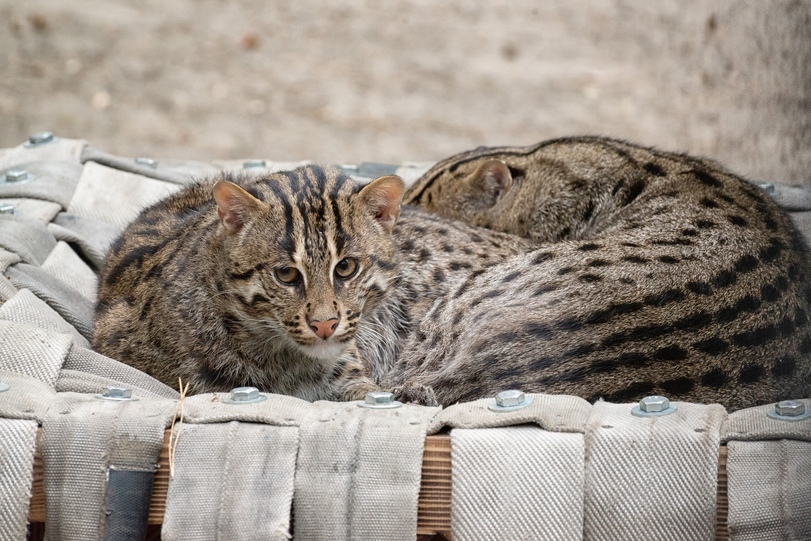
[1,0,809,182]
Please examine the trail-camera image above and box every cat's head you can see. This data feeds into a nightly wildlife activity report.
[211,165,404,361]
[405,158,518,229]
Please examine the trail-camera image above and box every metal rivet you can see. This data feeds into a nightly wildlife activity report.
[96,386,137,401]
[767,400,810,421]
[0,204,14,215]
[631,395,677,417]
[223,386,268,404]
[5,168,29,183]
[134,157,158,168]
[27,131,55,146]
[488,389,534,412]
[243,160,267,169]
[358,391,402,409]
[0,381,9,392]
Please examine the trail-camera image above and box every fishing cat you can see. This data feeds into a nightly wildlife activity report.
[92,165,532,400]
[391,136,811,410]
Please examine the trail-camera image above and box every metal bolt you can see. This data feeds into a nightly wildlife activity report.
[243,160,267,169]
[5,168,29,183]
[223,386,268,404]
[488,389,534,412]
[27,131,55,146]
[96,386,136,401]
[366,391,394,405]
[640,395,669,413]
[134,157,158,168]
[632,395,677,417]
[775,400,806,417]
[631,396,676,417]
[358,390,402,409]
[103,386,132,399]
[496,389,525,407]
[0,381,9,393]
[231,386,259,402]
[0,204,14,215]
[767,399,810,421]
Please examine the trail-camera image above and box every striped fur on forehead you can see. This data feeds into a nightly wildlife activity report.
[243,165,362,260]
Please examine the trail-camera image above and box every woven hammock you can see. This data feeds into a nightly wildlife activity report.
[0,133,809,541]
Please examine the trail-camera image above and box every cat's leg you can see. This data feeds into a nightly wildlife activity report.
[332,346,384,401]
[388,382,439,407]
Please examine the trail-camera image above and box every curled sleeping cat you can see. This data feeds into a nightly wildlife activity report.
[390,136,811,410]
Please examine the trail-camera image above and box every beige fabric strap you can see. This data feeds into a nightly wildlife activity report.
[0,161,84,210]
[727,440,811,541]
[0,319,73,388]
[41,240,98,302]
[0,137,86,171]
[48,214,122,269]
[0,418,38,541]
[59,345,178,399]
[723,399,811,442]
[429,393,591,433]
[0,199,62,224]
[0,218,56,266]
[41,392,175,541]
[0,370,58,421]
[0,248,21,276]
[6,263,95,339]
[161,421,299,541]
[0,288,89,349]
[583,401,726,541]
[451,426,584,541]
[67,161,181,230]
[765,182,811,212]
[724,399,811,540]
[293,400,439,541]
[82,146,218,185]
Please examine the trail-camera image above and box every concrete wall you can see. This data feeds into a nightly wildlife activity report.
[1,0,809,182]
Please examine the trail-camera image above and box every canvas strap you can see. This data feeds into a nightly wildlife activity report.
[293,400,440,541]
[583,401,726,541]
[40,392,175,541]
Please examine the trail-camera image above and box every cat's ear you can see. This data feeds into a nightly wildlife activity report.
[358,175,405,233]
[466,159,513,202]
[213,181,263,234]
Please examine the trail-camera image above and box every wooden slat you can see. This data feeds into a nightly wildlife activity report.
[417,435,451,537]
[27,430,729,539]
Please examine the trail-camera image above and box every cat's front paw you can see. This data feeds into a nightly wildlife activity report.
[390,383,440,407]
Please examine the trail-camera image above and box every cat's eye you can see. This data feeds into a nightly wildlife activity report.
[334,258,358,279]
[275,266,301,284]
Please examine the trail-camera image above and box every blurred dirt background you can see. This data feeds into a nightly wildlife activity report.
[1,0,809,182]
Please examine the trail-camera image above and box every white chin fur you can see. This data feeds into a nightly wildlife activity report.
[300,340,346,360]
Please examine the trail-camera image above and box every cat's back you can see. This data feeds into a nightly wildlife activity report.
[397,137,811,410]
[97,181,220,299]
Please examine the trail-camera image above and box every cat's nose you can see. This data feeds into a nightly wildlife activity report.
[309,318,340,339]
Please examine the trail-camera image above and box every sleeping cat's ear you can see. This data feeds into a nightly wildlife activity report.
[213,181,263,235]
[466,159,513,204]
[358,175,405,233]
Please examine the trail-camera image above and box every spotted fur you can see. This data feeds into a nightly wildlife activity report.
[393,137,811,410]
[93,165,532,399]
